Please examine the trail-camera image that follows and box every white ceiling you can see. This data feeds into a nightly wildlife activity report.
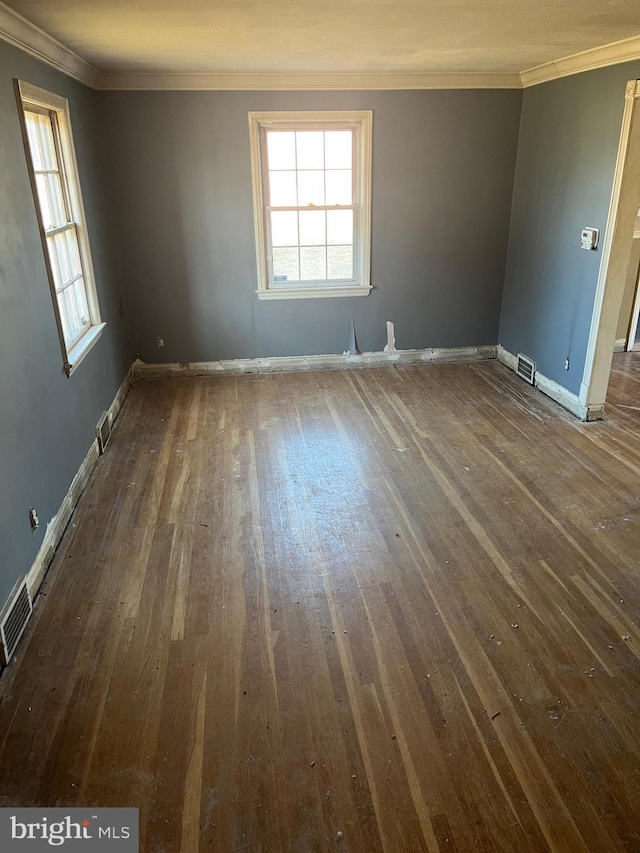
[3,0,640,76]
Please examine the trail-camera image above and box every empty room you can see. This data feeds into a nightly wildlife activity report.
[1,0,640,850]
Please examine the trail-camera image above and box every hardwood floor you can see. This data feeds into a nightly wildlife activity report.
[1,355,640,852]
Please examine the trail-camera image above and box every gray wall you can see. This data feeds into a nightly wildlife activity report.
[500,60,640,396]
[99,89,522,362]
[0,41,132,607]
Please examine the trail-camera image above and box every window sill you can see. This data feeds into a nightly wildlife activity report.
[257,285,372,300]
[64,322,106,376]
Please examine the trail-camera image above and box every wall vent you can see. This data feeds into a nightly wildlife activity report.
[516,353,536,385]
[96,411,112,454]
[0,578,33,666]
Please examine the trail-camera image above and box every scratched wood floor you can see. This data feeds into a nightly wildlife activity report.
[1,355,640,852]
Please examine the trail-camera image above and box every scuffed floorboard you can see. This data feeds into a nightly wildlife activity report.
[1,355,640,852]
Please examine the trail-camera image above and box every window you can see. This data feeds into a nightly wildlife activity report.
[249,111,372,299]
[17,81,104,375]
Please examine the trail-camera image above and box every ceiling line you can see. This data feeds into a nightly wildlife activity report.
[0,0,639,92]
[0,0,99,87]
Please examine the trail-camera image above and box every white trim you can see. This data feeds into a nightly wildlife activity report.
[0,0,99,88]
[17,80,68,111]
[23,365,133,602]
[521,35,640,88]
[497,345,595,420]
[0,0,639,96]
[97,71,523,91]
[132,345,497,380]
[17,80,105,375]
[614,337,628,352]
[535,372,590,421]
[249,110,372,299]
[496,345,518,372]
[580,80,640,411]
[65,322,106,375]
[25,441,99,601]
[257,285,372,300]
[249,109,372,125]
[626,259,640,350]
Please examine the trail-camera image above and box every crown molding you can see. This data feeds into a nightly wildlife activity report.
[96,71,522,91]
[0,0,639,94]
[0,0,100,87]
[521,33,640,87]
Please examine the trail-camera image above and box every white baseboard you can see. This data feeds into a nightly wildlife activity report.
[496,345,596,420]
[24,365,133,601]
[495,346,518,372]
[535,372,589,420]
[614,338,628,353]
[25,443,100,601]
[132,345,497,379]
[106,364,132,426]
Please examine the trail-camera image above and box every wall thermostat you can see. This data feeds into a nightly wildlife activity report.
[580,227,599,250]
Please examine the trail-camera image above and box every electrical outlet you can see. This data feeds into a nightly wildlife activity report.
[28,507,39,531]
[565,357,570,370]
[157,337,165,348]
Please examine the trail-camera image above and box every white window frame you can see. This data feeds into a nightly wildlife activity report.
[17,80,105,376]
[248,110,373,300]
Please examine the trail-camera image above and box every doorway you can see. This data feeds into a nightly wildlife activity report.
[581,79,640,418]
[619,219,640,350]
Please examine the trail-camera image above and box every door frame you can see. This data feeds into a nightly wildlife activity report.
[580,79,640,418]
[625,230,640,351]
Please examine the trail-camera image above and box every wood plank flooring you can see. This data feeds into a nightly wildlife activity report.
[2,355,640,851]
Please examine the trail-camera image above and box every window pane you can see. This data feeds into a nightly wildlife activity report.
[267,131,296,170]
[73,277,90,327]
[327,209,353,245]
[325,131,352,169]
[269,171,297,207]
[25,111,58,171]
[300,246,326,281]
[273,247,299,281]
[65,228,83,278]
[53,231,72,286]
[63,284,79,341]
[35,114,57,171]
[271,211,298,246]
[25,113,44,171]
[35,174,53,228]
[297,171,324,206]
[325,170,352,205]
[296,131,324,169]
[53,228,82,281]
[35,173,66,230]
[298,210,325,246]
[328,245,353,279]
[56,288,72,341]
[46,235,64,292]
[46,174,67,227]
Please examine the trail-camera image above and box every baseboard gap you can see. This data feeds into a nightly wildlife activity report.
[132,344,498,380]
[23,364,134,606]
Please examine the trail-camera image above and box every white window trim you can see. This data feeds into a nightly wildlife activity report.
[248,110,373,300]
[17,79,105,375]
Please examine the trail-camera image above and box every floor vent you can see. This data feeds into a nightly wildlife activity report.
[0,578,33,666]
[516,353,536,385]
[96,411,112,454]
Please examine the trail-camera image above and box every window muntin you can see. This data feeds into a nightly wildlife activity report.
[18,81,104,374]
[266,129,355,284]
[249,112,372,300]
[24,107,91,348]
